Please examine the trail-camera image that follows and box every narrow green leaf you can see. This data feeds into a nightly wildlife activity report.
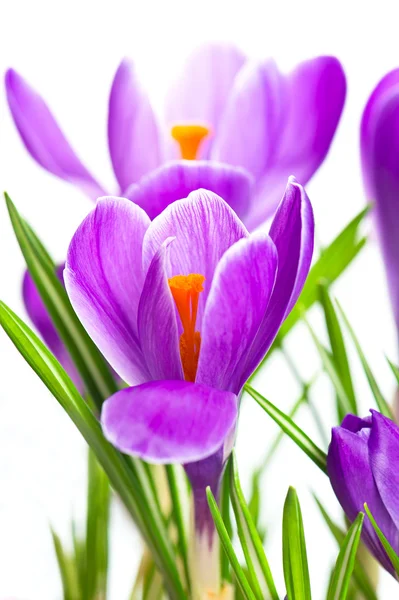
[244,384,327,473]
[0,301,185,600]
[387,357,399,387]
[206,487,257,600]
[230,455,279,600]
[314,496,378,600]
[336,301,393,419]
[220,465,233,583]
[364,504,399,575]
[318,283,357,418]
[71,521,86,599]
[51,529,81,600]
[282,487,311,600]
[327,512,364,600]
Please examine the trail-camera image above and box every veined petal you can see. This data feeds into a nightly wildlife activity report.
[211,60,286,180]
[124,160,253,221]
[196,233,277,393]
[138,238,183,380]
[165,43,246,154]
[5,69,106,200]
[101,380,238,464]
[246,56,346,229]
[64,197,150,385]
[369,411,399,533]
[143,189,249,327]
[328,425,397,572]
[23,266,83,393]
[108,58,162,190]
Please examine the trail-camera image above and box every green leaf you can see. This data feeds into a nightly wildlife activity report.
[0,301,185,600]
[244,384,327,473]
[220,465,233,583]
[230,454,279,600]
[51,529,81,600]
[282,487,311,600]
[206,487,257,600]
[387,357,399,388]
[318,283,357,419]
[336,301,393,419]
[327,512,364,600]
[364,504,399,575]
[314,496,378,600]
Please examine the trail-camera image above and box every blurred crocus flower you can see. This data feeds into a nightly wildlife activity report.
[361,70,399,341]
[328,411,399,574]
[64,177,313,594]
[6,44,345,228]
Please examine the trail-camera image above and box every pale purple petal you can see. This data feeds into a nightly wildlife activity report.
[124,160,253,221]
[137,239,183,380]
[211,60,286,180]
[196,233,277,393]
[23,267,84,393]
[64,197,150,385]
[108,59,162,190]
[101,380,238,464]
[143,189,249,327]
[5,69,106,200]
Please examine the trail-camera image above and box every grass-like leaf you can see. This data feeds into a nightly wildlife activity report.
[244,384,327,473]
[51,529,81,600]
[207,487,257,600]
[327,512,364,600]
[364,504,399,575]
[282,487,311,600]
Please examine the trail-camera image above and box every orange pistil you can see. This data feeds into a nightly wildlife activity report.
[171,124,210,160]
[168,273,205,382]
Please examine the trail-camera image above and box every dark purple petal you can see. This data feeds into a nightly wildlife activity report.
[360,71,399,334]
[23,267,84,393]
[234,178,314,378]
[246,56,346,228]
[64,197,150,385]
[211,60,286,180]
[196,233,277,393]
[165,43,246,158]
[369,411,399,533]
[327,425,397,572]
[101,380,238,464]
[5,69,106,200]
[137,238,183,381]
[143,189,249,328]
[108,59,162,191]
[124,160,253,221]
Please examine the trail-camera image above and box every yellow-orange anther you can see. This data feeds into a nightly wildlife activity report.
[168,273,205,382]
[171,124,210,160]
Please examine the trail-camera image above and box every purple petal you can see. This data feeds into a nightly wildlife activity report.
[196,233,277,393]
[108,59,162,191]
[211,60,286,180]
[165,43,246,158]
[246,56,346,228]
[101,380,237,464]
[369,411,399,532]
[64,197,150,385]
[137,239,183,380]
[327,425,397,572]
[23,267,84,393]
[360,71,399,333]
[235,178,314,377]
[5,69,106,200]
[124,160,253,221]
[142,189,249,328]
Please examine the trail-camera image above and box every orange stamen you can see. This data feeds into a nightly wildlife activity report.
[168,273,205,382]
[171,124,210,160]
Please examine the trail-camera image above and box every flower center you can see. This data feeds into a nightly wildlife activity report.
[168,273,205,382]
[170,124,210,160]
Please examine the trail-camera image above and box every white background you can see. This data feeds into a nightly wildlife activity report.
[0,0,398,597]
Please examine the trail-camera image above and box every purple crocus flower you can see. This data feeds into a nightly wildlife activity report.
[361,70,399,343]
[328,411,399,575]
[64,176,313,593]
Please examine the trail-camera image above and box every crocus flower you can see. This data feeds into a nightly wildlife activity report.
[6,44,345,229]
[361,69,399,343]
[328,411,399,574]
[64,176,314,594]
